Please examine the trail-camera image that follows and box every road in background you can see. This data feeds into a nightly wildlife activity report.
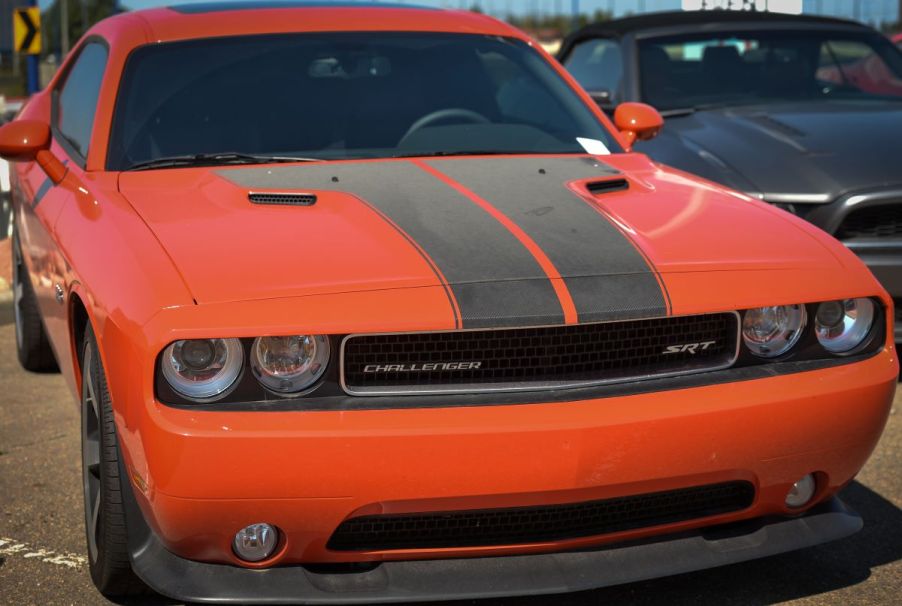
[0,310,899,605]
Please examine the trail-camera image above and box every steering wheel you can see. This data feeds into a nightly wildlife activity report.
[401,108,491,142]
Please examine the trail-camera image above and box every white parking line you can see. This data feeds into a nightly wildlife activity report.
[0,537,86,569]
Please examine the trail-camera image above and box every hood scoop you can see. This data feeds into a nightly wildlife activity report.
[586,178,629,195]
[248,192,317,206]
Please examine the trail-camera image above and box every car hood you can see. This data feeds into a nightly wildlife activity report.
[119,155,849,327]
[638,100,902,202]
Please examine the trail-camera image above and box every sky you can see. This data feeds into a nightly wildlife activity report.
[33,0,902,27]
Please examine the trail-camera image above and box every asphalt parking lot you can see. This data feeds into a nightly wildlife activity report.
[0,300,899,606]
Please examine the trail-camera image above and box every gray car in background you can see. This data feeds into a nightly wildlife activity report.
[559,11,902,342]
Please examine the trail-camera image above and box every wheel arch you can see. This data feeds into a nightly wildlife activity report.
[67,284,107,398]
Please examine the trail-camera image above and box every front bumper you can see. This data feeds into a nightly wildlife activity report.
[118,350,896,570]
[124,489,861,604]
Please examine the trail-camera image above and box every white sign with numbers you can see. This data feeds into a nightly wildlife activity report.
[682,0,803,14]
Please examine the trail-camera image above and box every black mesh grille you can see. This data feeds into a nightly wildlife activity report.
[837,205,902,239]
[328,481,756,551]
[248,192,317,206]
[342,313,738,394]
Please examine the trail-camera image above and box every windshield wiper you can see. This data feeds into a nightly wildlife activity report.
[125,152,324,171]
[392,150,564,159]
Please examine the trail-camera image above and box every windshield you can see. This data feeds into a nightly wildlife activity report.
[638,30,902,111]
[107,32,619,170]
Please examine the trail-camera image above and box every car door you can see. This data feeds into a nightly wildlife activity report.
[13,40,109,375]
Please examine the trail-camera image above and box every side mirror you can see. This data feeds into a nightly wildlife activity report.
[0,120,67,184]
[613,102,664,150]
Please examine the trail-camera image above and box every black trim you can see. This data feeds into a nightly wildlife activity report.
[157,350,880,412]
[154,299,886,412]
[120,460,862,606]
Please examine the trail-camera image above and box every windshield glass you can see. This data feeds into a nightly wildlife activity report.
[107,32,619,170]
[638,30,902,111]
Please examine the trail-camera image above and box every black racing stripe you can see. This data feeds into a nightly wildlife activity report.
[428,157,668,323]
[219,162,564,328]
[348,197,461,329]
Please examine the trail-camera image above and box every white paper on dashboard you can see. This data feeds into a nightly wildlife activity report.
[576,137,611,155]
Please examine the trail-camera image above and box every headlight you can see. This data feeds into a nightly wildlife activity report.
[815,298,875,354]
[251,335,330,394]
[161,338,243,401]
[742,304,806,358]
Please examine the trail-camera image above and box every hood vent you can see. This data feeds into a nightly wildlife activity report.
[248,192,317,206]
[586,178,629,195]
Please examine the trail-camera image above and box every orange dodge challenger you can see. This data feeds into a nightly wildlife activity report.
[2,2,897,603]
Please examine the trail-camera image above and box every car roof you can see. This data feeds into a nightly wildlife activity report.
[569,10,869,39]
[166,1,434,15]
[93,2,521,45]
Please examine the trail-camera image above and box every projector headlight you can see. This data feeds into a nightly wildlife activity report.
[742,304,807,358]
[251,335,330,395]
[815,298,875,354]
[161,338,243,401]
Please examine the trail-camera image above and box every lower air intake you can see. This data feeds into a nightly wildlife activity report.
[327,481,756,551]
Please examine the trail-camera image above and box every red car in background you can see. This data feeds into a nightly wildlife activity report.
[894,32,902,49]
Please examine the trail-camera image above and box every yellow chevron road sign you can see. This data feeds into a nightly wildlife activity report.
[13,7,41,55]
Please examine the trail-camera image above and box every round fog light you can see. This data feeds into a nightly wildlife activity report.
[233,523,278,562]
[785,474,817,509]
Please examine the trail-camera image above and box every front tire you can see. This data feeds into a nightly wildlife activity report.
[12,222,58,372]
[81,326,146,596]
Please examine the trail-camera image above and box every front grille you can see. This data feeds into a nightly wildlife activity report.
[341,313,738,395]
[837,205,902,239]
[894,300,901,325]
[328,481,756,551]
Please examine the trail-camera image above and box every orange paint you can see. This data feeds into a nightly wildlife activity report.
[1,4,895,577]
[614,102,664,149]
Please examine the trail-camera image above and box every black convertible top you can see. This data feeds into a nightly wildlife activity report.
[569,10,868,39]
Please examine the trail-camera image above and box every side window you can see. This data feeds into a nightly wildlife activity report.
[817,39,902,96]
[563,38,623,95]
[56,42,108,160]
